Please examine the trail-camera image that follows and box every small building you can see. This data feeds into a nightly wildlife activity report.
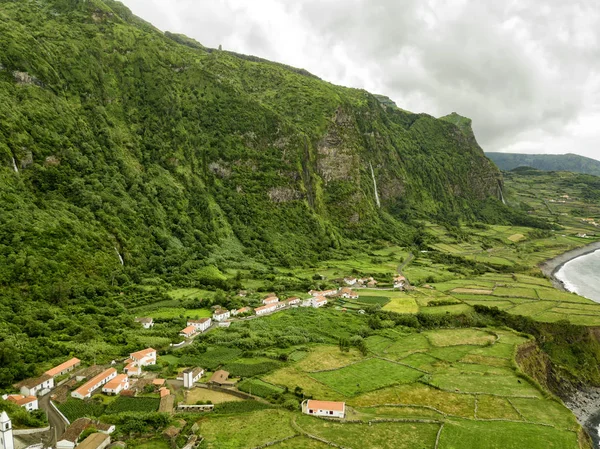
[130,348,156,367]
[286,297,301,306]
[275,301,286,310]
[209,370,234,387]
[338,288,358,299]
[187,318,211,332]
[262,296,279,305]
[45,358,81,378]
[159,387,170,398]
[308,289,337,297]
[102,374,129,395]
[2,394,38,411]
[302,400,345,418]
[212,309,231,322]
[236,306,252,315]
[14,374,54,397]
[57,419,114,449]
[255,304,277,316]
[179,325,197,338]
[218,321,231,328]
[123,361,141,377]
[366,280,378,288]
[0,411,14,449]
[135,317,154,329]
[311,296,327,308]
[344,277,357,286]
[72,368,117,400]
[393,275,406,289]
[77,433,110,449]
[183,367,204,389]
[152,378,166,387]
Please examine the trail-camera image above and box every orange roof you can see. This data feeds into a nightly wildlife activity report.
[306,400,345,412]
[125,362,139,372]
[159,387,169,397]
[45,358,81,377]
[6,394,37,406]
[130,348,155,360]
[74,368,116,397]
[152,378,165,386]
[180,325,196,335]
[255,304,275,313]
[103,374,128,390]
[314,296,327,303]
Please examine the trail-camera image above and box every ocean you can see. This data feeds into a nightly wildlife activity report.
[555,249,600,303]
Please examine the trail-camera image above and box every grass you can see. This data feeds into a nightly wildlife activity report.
[383,297,419,313]
[126,438,171,449]
[186,388,244,404]
[145,307,212,319]
[295,415,440,449]
[262,367,344,401]
[295,346,365,372]
[311,358,424,396]
[197,409,296,449]
[105,397,160,414]
[425,329,496,347]
[428,371,541,397]
[237,379,284,398]
[438,419,579,449]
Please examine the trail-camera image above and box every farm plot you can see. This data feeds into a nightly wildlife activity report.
[383,297,419,313]
[186,388,244,404]
[295,346,365,372]
[311,358,424,396]
[424,329,496,347]
[438,419,579,449]
[237,379,284,398]
[428,371,541,397]
[57,398,105,421]
[105,397,160,414]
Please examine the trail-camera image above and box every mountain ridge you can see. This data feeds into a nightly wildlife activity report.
[486,152,600,177]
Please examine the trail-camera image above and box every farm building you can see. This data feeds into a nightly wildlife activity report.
[212,309,231,322]
[302,400,345,418]
[2,394,38,411]
[123,360,141,377]
[135,317,154,329]
[308,289,337,297]
[209,370,234,387]
[187,318,211,332]
[130,348,156,366]
[77,433,110,449]
[57,418,114,449]
[180,325,197,338]
[14,374,54,397]
[393,275,406,289]
[344,277,357,286]
[102,374,129,395]
[311,297,328,308]
[255,304,277,316]
[286,297,301,306]
[45,358,81,378]
[72,368,117,400]
[235,306,253,315]
[183,368,204,389]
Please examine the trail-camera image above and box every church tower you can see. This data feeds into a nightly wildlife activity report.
[0,411,14,449]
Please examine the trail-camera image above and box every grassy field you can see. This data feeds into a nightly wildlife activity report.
[186,388,243,404]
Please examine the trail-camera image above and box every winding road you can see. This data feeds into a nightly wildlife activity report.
[38,394,67,446]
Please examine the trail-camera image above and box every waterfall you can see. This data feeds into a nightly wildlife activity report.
[499,186,506,205]
[115,247,124,266]
[370,162,381,208]
[11,157,18,173]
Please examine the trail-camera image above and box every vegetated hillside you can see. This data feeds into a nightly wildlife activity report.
[486,152,600,177]
[0,0,513,299]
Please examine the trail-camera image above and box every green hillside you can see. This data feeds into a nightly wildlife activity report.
[0,0,513,300]
[486,152,600,176]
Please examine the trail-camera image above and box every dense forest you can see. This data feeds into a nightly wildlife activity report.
[0,0,546,386]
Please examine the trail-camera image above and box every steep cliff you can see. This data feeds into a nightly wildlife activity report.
[0,0,503,296]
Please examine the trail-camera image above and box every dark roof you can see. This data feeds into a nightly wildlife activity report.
[60,418,92,442]
[14,374,52,389]
[135,317,153,324]
[209,370,230,384]
[77,433,110,449]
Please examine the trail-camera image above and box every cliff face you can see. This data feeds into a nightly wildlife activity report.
[0,0,502,293]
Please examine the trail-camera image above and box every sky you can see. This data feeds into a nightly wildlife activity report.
[120,0,600,159]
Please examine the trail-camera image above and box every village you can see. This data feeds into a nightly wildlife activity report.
[0,274,409,449]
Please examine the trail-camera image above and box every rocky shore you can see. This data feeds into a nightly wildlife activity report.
[539,241,600,291]
[565,387,600,448]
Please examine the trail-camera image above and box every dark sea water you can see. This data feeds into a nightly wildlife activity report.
[555,250,600,303]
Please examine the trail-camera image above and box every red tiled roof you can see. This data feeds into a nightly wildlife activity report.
[180,325,196,335]
[6,394,37,406]
[255,304,275,313]
[73,368,116,397]
[306,400,345,412]
[103,374,128,391]
[45,358,81,377]
[130,348,155,360]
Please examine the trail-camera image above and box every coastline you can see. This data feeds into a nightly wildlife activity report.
[538,241,600,291]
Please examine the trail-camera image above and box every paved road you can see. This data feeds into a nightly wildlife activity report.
[39,394,67,446]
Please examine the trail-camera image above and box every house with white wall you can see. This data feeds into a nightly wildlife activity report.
[130,348,156,366]
[102,374,129,395]
[183,368,204,389]
[255,304,277,316]
[15,374,54,397]
[71,368,117,399]
[302,400,345,418]
[3,395,38,411]
[187,318,211,332]
[212,309,231,322]
[135,317,154,329]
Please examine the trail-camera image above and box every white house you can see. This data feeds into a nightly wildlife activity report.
[255,304,277,316]
[235,307,252,315]
[286,297,301,306]
[187,318,211,332]
[180,325,197,338]
[3,395,38,412]
[275,301,286,310]
[130,348,156,366]
[183,367,204,389]
[124,361,141,377]
[311,296,328,308]
[212,309,231,322]
[393,275,406,290]
[338,288,358,299]
[302,400,345,418]
[344,277,357,286]
[309,289,337,297]
[1,411,14,449]
[102,374,129,395]
[262,296,279,305]
[15,374,54,397]
[72,368,117,399]
[135,317,154,329]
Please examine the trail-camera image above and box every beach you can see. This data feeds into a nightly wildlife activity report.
[539,241,600,291]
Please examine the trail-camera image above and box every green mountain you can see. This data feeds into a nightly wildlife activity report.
[486,152,600,176]
[0,0,517,302]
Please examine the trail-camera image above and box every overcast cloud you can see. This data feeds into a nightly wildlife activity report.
[120,0,600,159]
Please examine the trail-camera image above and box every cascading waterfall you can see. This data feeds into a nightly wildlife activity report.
[369,162,381,208]
[11,157,18,173]
[115,247,124,266]
[499,186,506,205]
